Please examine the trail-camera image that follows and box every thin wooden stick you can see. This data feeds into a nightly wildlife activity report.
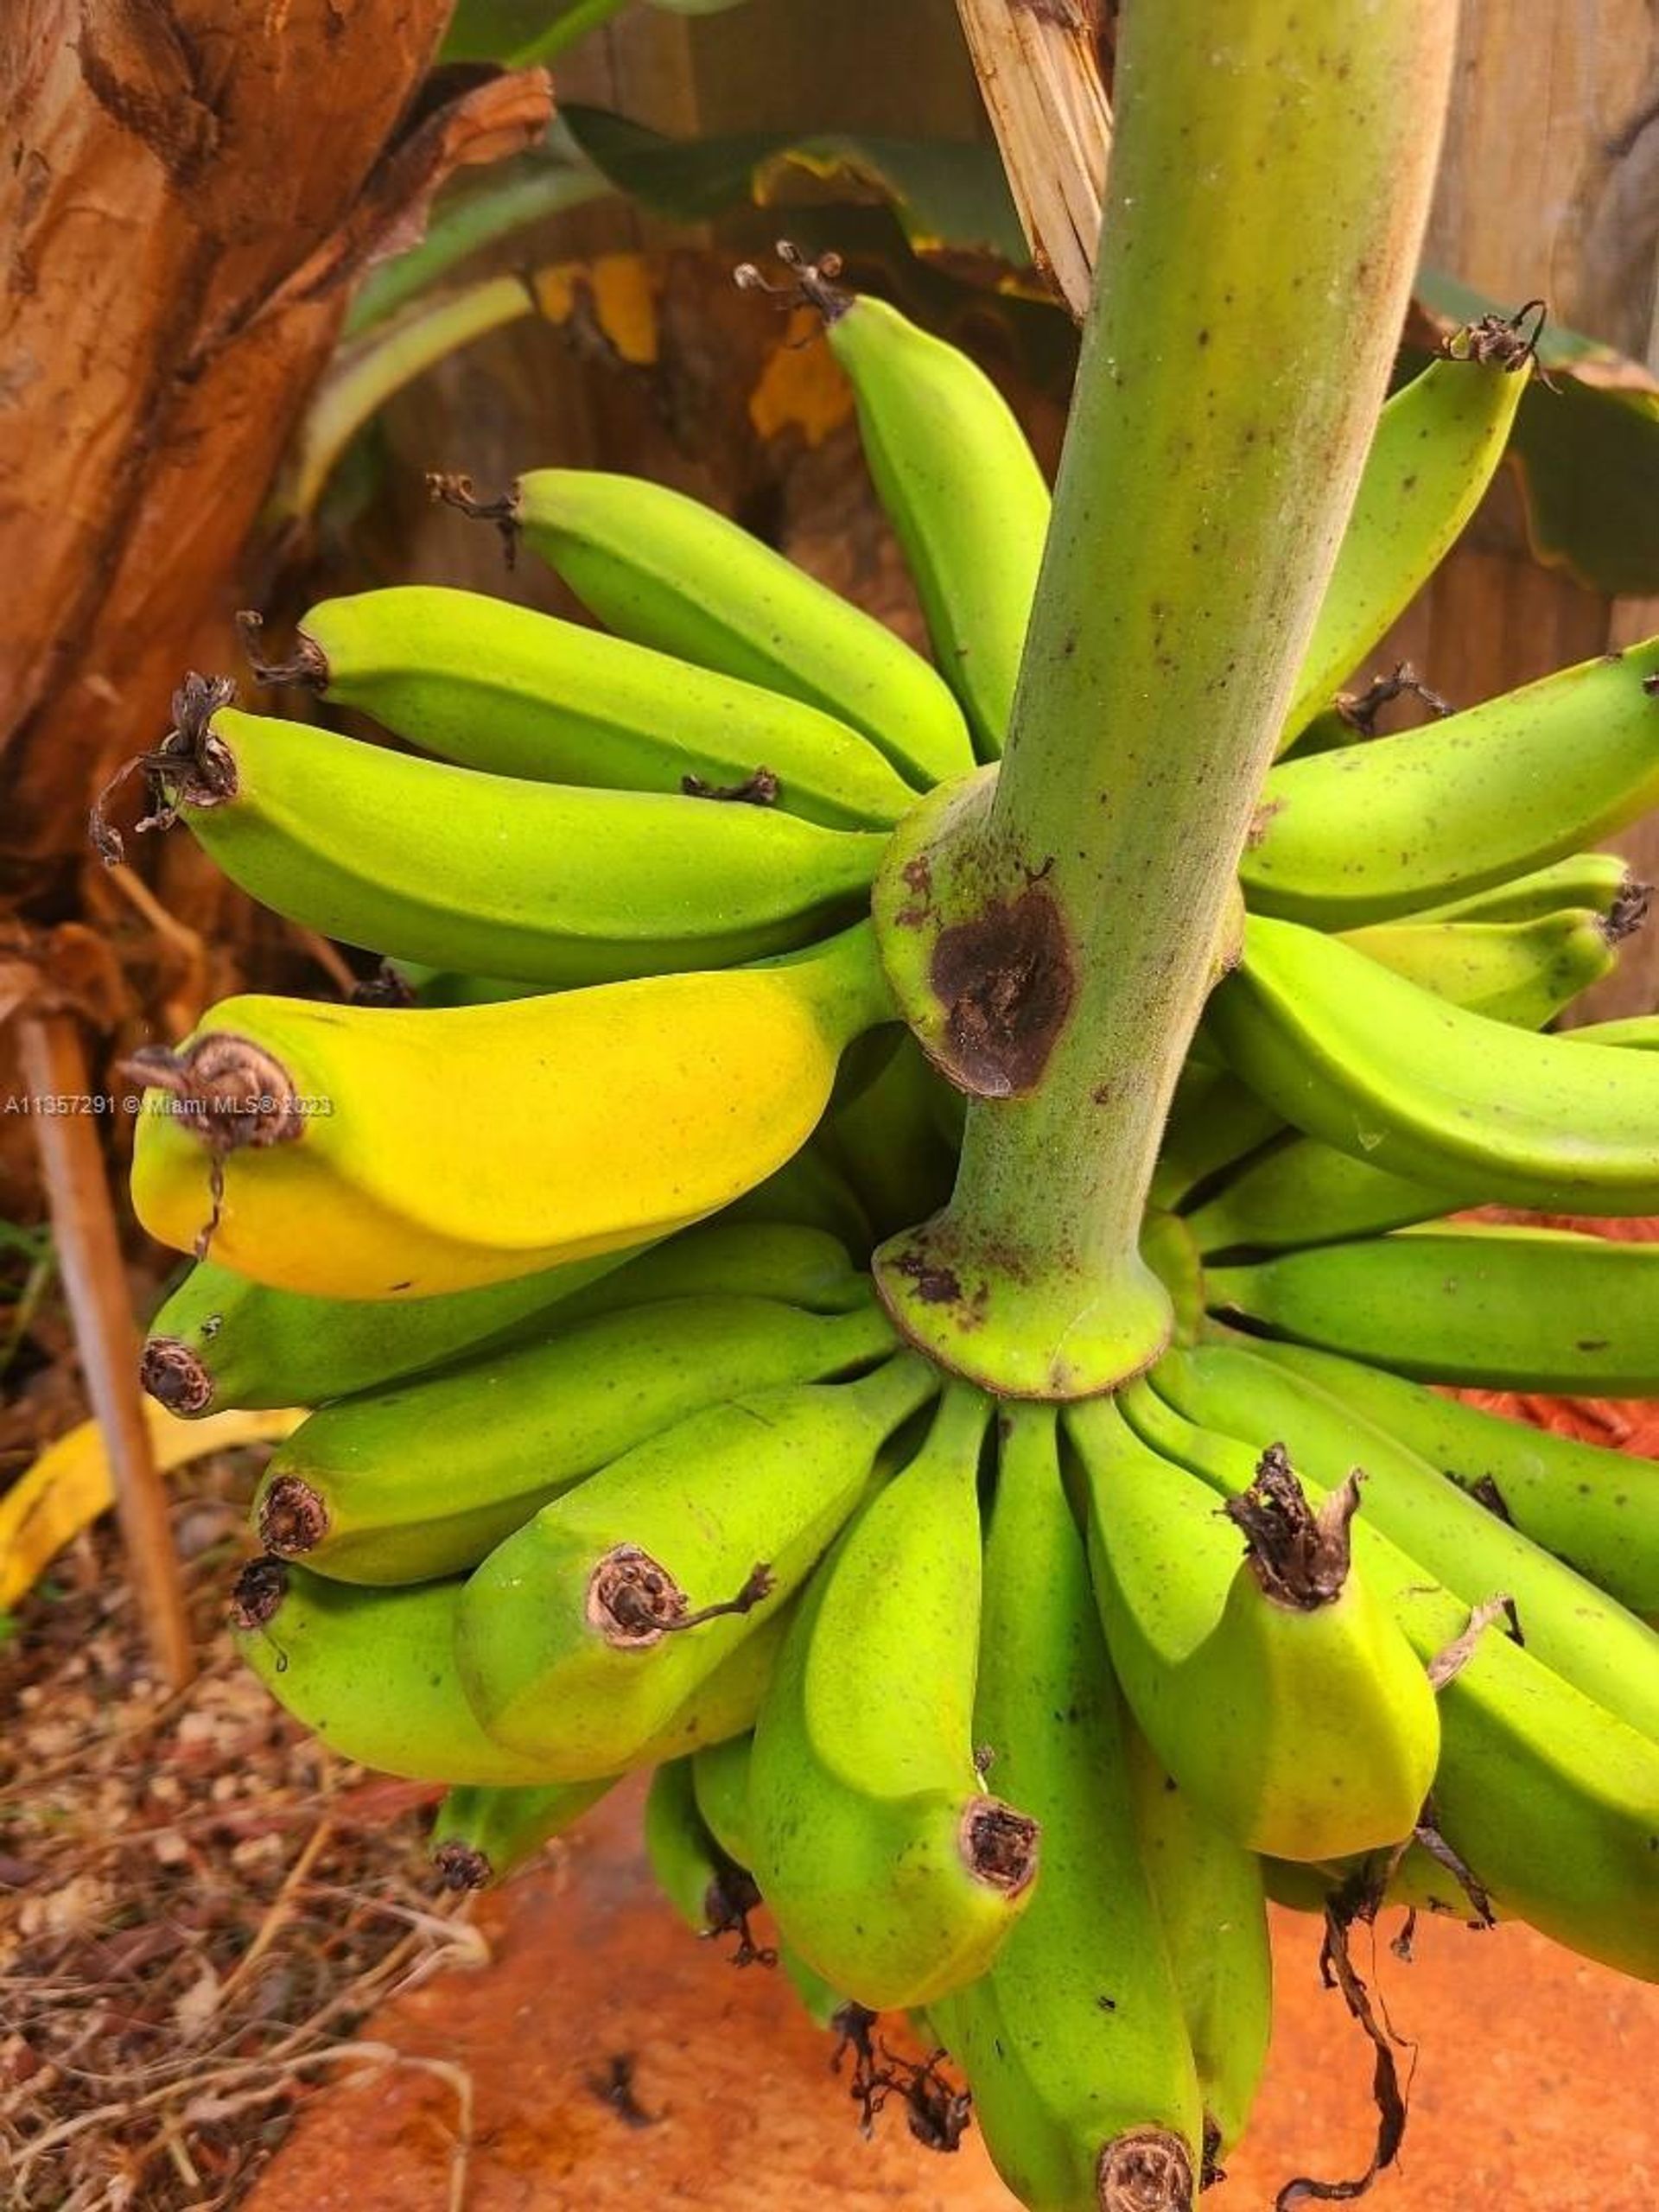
[955,0,1111,319]
[16,1009,194,1688]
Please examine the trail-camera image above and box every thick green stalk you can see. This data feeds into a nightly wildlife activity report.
[873,0,1459,1397]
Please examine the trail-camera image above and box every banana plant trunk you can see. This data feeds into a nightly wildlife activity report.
[873,0,1461,1398]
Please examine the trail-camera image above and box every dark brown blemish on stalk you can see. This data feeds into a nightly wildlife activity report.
[1097,2126,1196,2211]
[929,881,1075,1097]
[891,1249,963,1306]
[1226,1444,1356,1608]
[229,1554,289,1633]
[960,1796,1039,1896]
[433,1841,493,1892]
[1605,878,1652,942]
[139,1335,213,1415]
[895,853,935,929]
[681,766,780,806]
[258,1475,330,1557]
[237,608,327,690]
[1469,1472,1512,1522]
[428,470,522,567]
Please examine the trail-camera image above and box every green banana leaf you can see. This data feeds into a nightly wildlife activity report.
[560,105,1030,278]
[442,0,751,67]
[1411,267,1659,599]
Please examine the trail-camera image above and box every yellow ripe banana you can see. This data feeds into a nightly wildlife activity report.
[252,1292,897,1586]
[1158,1336,1659,1742]
[245,586,917,829]
[1073,1391,1439,1862]
[1249,637,1659,921]
[747,1385,1040,2011]
[126,680,883,987]
[456,467,976,788]
[1125,1380,1659,1980]
[1208,913,1659,1213]
[1281,330,1532,747]
[809,279,1049,761]
[928,1407,1203,2212]
[431,1778,615,1891]
[454,1356,940,1778]
[128,923,893,1299]
[1126,1726,1272,2164]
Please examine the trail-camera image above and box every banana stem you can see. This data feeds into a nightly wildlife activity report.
[874,0,1459,1398]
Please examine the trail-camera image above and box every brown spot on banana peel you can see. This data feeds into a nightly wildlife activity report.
[433,1841,494,1892]
[958,1796,1039,1897]
[1097,2126,1196,2212]
[229,1553,289,1633]
[258,1475,331,1557]
[928,882,1076,1097]
[587,1547,775,1648]
[1225,1445,1357,1608]
[139,1335,213,1415]
[121,1033,303,1153]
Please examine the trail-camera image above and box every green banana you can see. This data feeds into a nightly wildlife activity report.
[747,1384,1039,2010]
[130,923,893,1300]
[1209,1223,1659,1394]
[1155,1336,1659,1740]
[644,1758,769,1954]
[1071,1392,1439,1860]
[1118,1386,1659,1979]
[244,587,916,830]
[454,1355,940,1777]
[252,1292,898,1585]
[721,1140,875,1258]
[1230,1332,1659,1616]
[1126,1726,1272,2161]
[1184,1135,1457,1256]
[431,1778,614,1890]
[138,685,884,987]
[1409,851,1637,925]
[1281,338,1532,747]
[228,1557,557,1786]
[518,1219,869,1325]
[1148,1065,1283,1212]
[813,283,1049,760]
[232,1554,791,1786]
[1339,906,1622,1027]
[1247,635,1659,922]
[1208,913,1659,1212]
[139,1243,635,1415]
[690,1732,755,1871]
[815,1029,958,1239]
[928,1406,1203,2211]
[466,468,975,787]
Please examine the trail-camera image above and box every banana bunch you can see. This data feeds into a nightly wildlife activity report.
[117,265,1659,2212]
